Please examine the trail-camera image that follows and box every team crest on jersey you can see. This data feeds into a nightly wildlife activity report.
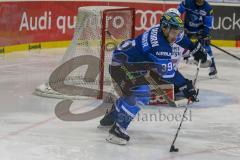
[191,14,197,21]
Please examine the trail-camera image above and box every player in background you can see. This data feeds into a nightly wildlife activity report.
[98,11,207,145]
[178,0,217,78]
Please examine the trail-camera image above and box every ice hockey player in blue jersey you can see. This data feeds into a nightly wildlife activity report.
[178,0,217,78]
[98,11,207,145]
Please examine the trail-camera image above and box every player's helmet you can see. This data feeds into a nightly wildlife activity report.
[166,8,181,17]
[166,8,184,43]
[160,12,184,31]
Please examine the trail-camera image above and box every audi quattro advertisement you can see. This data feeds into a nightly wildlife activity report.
[0,1,239,47]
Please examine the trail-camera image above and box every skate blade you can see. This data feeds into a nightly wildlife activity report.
[175,98,200,107]
[106,134,127,145]
[97,124,113,130]
[209,75,217,79]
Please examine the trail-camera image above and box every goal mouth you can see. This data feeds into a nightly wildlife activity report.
[34,6,135,101]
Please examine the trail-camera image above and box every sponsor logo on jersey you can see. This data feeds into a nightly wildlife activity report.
[155,46,181,58]
[142,31,150,51]
[142,30,149,48]
[156,51,171,57]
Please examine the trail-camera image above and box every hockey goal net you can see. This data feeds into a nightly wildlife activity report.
[34,6,135,100]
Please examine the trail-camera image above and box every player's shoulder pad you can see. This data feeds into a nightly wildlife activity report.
[204,1,213,15]
[182,0,191,8]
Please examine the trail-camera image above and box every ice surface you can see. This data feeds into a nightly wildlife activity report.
[0,47,239,160]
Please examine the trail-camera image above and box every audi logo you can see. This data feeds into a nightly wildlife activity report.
[135,10,164,31]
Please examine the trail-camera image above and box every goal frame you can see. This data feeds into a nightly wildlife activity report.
[34,7,136,101]
[98,8,135,99]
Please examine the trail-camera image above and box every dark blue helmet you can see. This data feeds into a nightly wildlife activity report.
[160,12,184,31]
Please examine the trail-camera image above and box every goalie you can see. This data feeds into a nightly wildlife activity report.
[99,11,207,145]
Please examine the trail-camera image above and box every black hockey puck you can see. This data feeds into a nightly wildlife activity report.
[173,148,179,152]
[170,145,179,152]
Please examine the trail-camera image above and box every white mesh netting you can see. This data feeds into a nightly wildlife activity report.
[34,6,135,100]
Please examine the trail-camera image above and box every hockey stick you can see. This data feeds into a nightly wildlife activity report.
[117,64,177,107]
[210,43,240,61]
[169,60,201,152]
[145,72,177,107]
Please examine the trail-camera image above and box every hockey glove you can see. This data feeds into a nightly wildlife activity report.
[201,35,211,46]
[181,79,199,102]
[190,41,207,63]
[183,55,190,63]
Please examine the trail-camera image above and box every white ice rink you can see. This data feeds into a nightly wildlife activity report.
[0,47,239,160]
